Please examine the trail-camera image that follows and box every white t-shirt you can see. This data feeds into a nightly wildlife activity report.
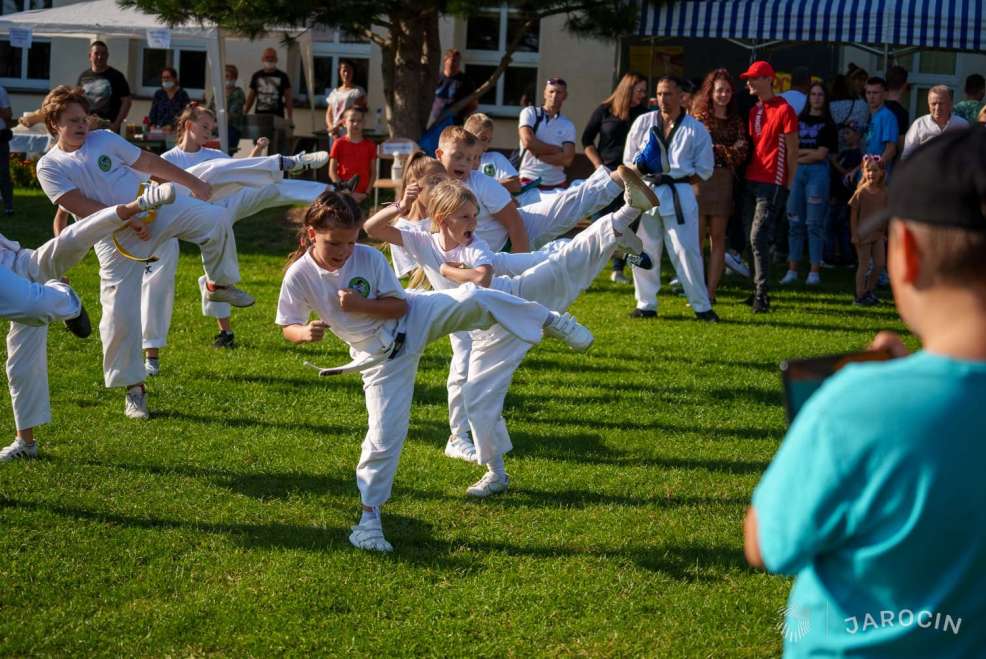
[389,217,432,277]
[465,169,513,252]
[276,245,405,349]
[161,146,226,169]
[518,106,576,186]
[326,86,366,128]
[480,151,518,182]
[396,227,493,291]
[781,90,807,116]
[37,129,144,207]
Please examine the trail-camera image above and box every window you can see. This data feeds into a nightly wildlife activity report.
[894,50,959,119]
[139,45,208,99]
[1,0,50,14]
[464,4,540,115]
[297,29,372,106]
[0,39,50,89]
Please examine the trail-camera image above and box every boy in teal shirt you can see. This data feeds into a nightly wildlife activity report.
[745,127,986,657]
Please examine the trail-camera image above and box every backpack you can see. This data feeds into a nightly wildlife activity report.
[509,106,545,170]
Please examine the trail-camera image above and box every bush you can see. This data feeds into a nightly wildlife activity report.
[10,156,41,189]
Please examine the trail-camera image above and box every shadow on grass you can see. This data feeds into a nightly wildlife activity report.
[0,497,748,581]
[151,410,352,437]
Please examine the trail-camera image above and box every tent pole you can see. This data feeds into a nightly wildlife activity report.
[208,27,229,154]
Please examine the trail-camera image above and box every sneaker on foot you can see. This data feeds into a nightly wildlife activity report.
[466,471,509,498]
[286,151,329,173]
[624,251,653,270]
[752,293,771,313]
[725,251,751,278]
[610,271,629,284]
[544,311,594,352]
[144,357,160,377]
[124,386,150,420]
[669,278,682,292]
[349,518,393,552]
[779,270,798,285]
[695,309,720,323]
[206,285,255,308]
[65,303,92,339]
[444,435,477,463]
[137,182,177,212]
[0,437,38,462]
[213,330,236,349]
[617,165,659,211]
[629,308,657,319]
[615,224,645,256]
[805,271,821,286]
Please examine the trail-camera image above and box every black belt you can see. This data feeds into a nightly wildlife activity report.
[387,332,406,360]
[642,174,692,224]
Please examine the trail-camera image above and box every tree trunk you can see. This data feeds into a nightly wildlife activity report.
[380,8,441,140]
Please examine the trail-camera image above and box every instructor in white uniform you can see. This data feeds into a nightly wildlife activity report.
[623,76,717,321]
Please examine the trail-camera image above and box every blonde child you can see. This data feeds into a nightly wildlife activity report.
[386,153,447,280]
[849,155,889,306]
[365,177,655,495]
[277,190,594,551]
[463,113,523,195]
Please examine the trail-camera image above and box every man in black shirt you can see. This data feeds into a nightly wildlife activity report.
[884,65,910,157]
[76,41,132,133]
[245,48,294,121]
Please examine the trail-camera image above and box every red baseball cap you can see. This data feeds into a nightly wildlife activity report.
[739,61,776,80]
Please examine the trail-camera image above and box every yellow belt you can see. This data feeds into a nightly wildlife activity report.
[111,183,159,263]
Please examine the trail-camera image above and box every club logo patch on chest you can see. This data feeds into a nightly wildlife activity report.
[483,163,496,177]
[348,276,371,298]
[97,155,112,172]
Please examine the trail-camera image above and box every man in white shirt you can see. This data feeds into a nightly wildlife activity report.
[624,76,717,322]
[517,78,576,189]
[902,85,969,159]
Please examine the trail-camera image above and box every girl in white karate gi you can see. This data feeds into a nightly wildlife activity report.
[277,190,593,552]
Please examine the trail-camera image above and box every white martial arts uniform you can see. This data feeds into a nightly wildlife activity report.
[37,130,243,388]
[388,217,433,278]
[276,245,555,507]
[623,111,715,314]
[0,263,79,327]
[3,207,131,430]
[141,148,328,349]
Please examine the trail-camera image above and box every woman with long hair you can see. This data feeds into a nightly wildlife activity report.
[690,68,748,302]
[581,71,649,283]
[780,81,838,286]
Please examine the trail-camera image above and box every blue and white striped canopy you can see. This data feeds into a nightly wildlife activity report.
[637,1,986,52]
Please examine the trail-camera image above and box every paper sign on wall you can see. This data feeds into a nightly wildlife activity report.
[9,27,32,49]
[146,28,171,49]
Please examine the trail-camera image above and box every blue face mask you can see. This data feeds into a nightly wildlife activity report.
[161,81,175,90]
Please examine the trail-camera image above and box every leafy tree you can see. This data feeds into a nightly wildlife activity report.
[122,0,644,139]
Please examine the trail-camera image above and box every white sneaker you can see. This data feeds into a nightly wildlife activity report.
[137,182,176,212]
[287,151,329,173]
[610,271,629,284]
[444,435,477,463]
[805,272,821,286]
[466,471,509,498]
[779,270,798,285]
[669,278,682,292]
[144,357,160,377]
[617,165,659,211]
[349,518,393,552]
[206,285,255,308]
[724,251,751,278]
[544,311,594,352]
[124,386,150,420]
[0,437,38,462]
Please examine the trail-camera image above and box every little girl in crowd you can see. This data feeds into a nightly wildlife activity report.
[277,190,595,553]
[849,155,888,306]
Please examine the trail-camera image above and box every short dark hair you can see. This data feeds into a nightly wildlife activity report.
[161,67,178,82]
[791,66,811,88]
[656,75,682,90]
[339,58,356,71]
[89,40,108,52]
[885,65,908,90]
[965,74,986,95]
[866,76,888,90]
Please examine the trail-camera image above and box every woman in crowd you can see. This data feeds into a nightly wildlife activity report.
[209,64,246,155]
[829,69,869,147]
[325,59,368,137]
[581,71,649,283]
[148,67,191,131]
[690,68,748,303]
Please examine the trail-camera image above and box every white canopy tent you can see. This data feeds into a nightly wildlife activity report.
[0,0,321,153]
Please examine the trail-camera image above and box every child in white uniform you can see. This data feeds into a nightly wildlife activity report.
[366,178,657,495]
[277,190,593,552]
[35,85,253,420]
[1,186,176,461]
[142,104,329,373]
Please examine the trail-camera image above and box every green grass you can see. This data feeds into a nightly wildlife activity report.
[0,188,909,657]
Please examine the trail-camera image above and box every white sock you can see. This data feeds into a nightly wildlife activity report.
[612,205,641,233]
[485,455,507,479]
[359,506,380,525]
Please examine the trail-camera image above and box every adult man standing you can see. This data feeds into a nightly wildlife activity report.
[76,41,131,133]
[623,76,716,322]
[739,61,799,313]
[884,65,910,156]
[245,48,293,122]
[953,74,985,124]
[863,77,899,164]
[902,85,969,159]
[517,78,576,189]
[428,49,476,128]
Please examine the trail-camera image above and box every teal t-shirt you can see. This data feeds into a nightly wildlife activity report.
[753,351,986,657]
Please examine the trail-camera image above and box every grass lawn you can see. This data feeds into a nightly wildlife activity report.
[0,187,910,656]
